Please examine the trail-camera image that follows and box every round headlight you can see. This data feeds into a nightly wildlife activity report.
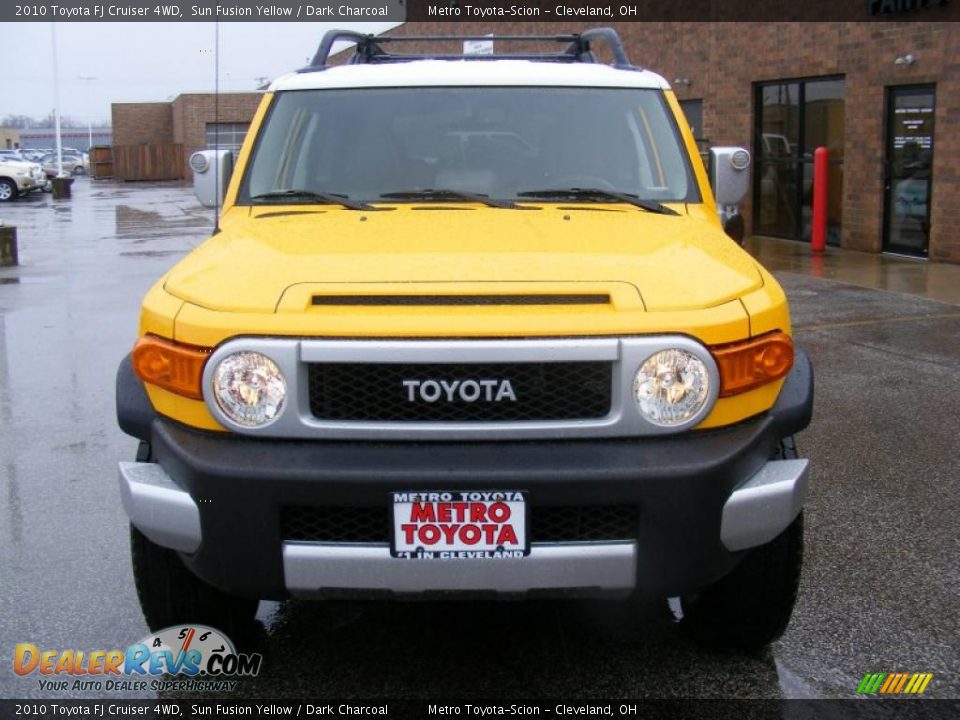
[212,352,286,427]
[633,349,710,427]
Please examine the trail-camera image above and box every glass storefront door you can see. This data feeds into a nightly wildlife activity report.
[755,78,845,244]
[883,86,935,257]
[755,83,800,238]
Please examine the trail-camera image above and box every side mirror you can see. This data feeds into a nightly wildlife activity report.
[710,146,750,206]
[189,150,233,208]
[719,208,745,245]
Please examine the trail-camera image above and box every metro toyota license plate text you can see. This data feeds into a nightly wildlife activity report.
[391,491,528,559]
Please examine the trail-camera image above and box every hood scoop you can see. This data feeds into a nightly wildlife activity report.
[276,281,643,314]
[310,293,611,307]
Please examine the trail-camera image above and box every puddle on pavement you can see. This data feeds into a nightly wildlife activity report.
[114,205,211,240]
[0,275,62,285]
[119,250,183,258]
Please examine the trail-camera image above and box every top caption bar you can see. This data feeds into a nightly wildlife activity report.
[5,1,406,22]
[3,0,957,22]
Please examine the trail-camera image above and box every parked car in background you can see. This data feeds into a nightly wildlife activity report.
[17,158,49,194]
[40,152,89,177]
[0,158,44,201]
[0,149,25,162]
[60,147,91,164]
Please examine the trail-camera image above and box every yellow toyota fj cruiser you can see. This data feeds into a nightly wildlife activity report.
[117,28,813,650]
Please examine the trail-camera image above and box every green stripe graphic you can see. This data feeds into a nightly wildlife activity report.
[857,673,886,693]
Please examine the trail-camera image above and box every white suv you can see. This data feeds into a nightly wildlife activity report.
[0,158,45,201]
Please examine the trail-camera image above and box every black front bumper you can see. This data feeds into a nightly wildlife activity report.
[118,349,814,600]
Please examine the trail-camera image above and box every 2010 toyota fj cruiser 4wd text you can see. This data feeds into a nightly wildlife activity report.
[116,28,813,651]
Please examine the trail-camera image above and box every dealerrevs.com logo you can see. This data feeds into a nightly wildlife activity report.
[13,625,262,693]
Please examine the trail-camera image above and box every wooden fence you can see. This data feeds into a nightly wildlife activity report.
[89,145,113,179]
[111,144,186,181]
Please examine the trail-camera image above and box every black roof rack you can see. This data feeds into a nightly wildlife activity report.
[302,27,637,72]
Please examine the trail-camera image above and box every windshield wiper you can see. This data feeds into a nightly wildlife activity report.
[251,189,373,211]
[516,188,679,215]
[380,189,518,210]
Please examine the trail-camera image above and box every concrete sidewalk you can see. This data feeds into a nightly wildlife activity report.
[745,236,960,307]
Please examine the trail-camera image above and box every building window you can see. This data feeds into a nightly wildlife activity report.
[754,78,845,244]
[205,122,249,152]
[679,99,704,141]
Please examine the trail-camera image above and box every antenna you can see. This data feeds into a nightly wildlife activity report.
[213,21,221,235]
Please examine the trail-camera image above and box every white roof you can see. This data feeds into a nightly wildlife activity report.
[270,60,671,92]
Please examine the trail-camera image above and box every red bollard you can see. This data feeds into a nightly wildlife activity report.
[811,146,829,253]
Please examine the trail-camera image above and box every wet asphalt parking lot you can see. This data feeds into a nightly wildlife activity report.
[0,179,957,701]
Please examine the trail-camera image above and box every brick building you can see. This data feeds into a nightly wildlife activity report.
[112,93,261,178]
[376,21,957,263]
[1,128,21,149]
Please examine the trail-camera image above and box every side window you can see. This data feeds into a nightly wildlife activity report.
[628,99,689,200]
[627,109,657,190]
[248,102,332,195]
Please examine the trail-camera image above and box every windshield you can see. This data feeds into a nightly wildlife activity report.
[240,87,698,205]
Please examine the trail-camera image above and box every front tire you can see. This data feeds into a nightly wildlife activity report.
[130,524,259,635]
[680,438,804,652]
[681,512,803,652]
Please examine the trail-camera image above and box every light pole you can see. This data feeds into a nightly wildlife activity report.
[50,23,63,177]
[77,76,98,151]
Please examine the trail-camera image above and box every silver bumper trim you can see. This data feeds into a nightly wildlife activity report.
[282,541,637,595]
[118,462,201,553]
[720,458,809,551]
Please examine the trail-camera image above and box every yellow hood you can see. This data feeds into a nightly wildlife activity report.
[164,205,762,314]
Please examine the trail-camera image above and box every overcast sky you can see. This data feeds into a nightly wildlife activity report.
[4,21,400,124]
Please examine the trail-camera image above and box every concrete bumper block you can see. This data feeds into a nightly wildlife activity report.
[0,225,17,267]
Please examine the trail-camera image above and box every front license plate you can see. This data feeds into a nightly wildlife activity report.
[391,491,528,559]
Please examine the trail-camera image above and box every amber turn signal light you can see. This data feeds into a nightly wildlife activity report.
[711,331,794,398]
[132,335,211,400]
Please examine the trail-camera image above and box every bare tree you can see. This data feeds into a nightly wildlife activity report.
[1,113,108,129]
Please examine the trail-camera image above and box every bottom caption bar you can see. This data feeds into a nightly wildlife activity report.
[3,700,960,719]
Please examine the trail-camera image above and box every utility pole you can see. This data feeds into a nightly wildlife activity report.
[50,23,63,177]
